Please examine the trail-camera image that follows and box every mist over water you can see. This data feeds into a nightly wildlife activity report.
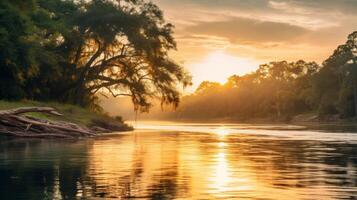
[1,122,357,199]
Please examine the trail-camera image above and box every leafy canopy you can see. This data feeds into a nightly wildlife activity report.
[0,0,192,111]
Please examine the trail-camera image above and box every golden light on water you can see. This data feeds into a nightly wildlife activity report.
[211,126,231,194]
[210,127,254,196]
[88,130,257,198]
[83,127,343,199]
[214,126,230,136]
[210,152,231,193]
[217,142,226,147]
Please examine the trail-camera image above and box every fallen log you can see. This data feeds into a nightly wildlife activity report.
[0,107,98,138]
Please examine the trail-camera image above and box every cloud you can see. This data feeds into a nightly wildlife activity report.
[184,17,309,45]
[152,0,357,65]
[289,0,357,14]
[155,0,344,31]
[268,1,312,14]
[156,0,357,15]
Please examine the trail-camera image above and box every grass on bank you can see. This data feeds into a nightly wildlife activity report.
[0,100,124,127]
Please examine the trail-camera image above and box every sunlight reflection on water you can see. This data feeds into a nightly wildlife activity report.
[1,122,357,199]
[214,126,230,136]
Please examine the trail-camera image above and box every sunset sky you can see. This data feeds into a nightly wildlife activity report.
[153,0,357,88]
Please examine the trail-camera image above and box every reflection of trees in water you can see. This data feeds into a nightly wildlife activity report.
[0,136,189,199]
[188,133,357,198]
[0,139,90,200]
[1,133,357,199]
[80,133,190,199]
[224,135,357,193]
[81,148,147,198]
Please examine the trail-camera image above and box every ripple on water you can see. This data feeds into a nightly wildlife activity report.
[0,123,357,199]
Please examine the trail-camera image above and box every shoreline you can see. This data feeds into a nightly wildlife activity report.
[0,100,133,138]
[136,112,357,125]
[132,116,357,133]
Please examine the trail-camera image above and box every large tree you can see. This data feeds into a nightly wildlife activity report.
[46,0,191,111]
[0,0,191,111]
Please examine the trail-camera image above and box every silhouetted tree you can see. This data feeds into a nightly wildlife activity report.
[0,0,191,111]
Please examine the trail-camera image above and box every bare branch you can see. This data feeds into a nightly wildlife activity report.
[105,87,132,97]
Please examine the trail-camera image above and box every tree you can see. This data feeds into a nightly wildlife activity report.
[45,0,191,111]
[315,31,357,117]
[195,81,221,94]
[0,0,191,112]
[0,0,37,99]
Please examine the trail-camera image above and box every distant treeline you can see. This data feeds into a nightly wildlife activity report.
[0,0,190,111]
[151,32,357,120]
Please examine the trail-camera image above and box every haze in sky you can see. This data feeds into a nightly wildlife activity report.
[153,0,357,88]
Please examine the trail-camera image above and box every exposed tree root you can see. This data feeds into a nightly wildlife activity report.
[0,107,99,138]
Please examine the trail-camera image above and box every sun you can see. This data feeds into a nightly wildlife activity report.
[188,51,260,89]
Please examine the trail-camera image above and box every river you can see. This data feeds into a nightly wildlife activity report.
[0,121,357,199]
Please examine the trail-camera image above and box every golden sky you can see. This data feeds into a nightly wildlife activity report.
[152,0,357,89]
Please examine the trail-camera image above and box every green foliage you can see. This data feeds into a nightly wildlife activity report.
[0,1,34,99]
[311,31,357,118]
[0,0,191,111]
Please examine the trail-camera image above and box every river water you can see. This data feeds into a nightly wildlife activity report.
[1,121,357,199]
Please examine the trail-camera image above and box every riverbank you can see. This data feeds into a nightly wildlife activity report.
[0,100,133,138]
[136,112,357,132]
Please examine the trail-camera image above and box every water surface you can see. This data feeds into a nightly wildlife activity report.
[1,122,357,199]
